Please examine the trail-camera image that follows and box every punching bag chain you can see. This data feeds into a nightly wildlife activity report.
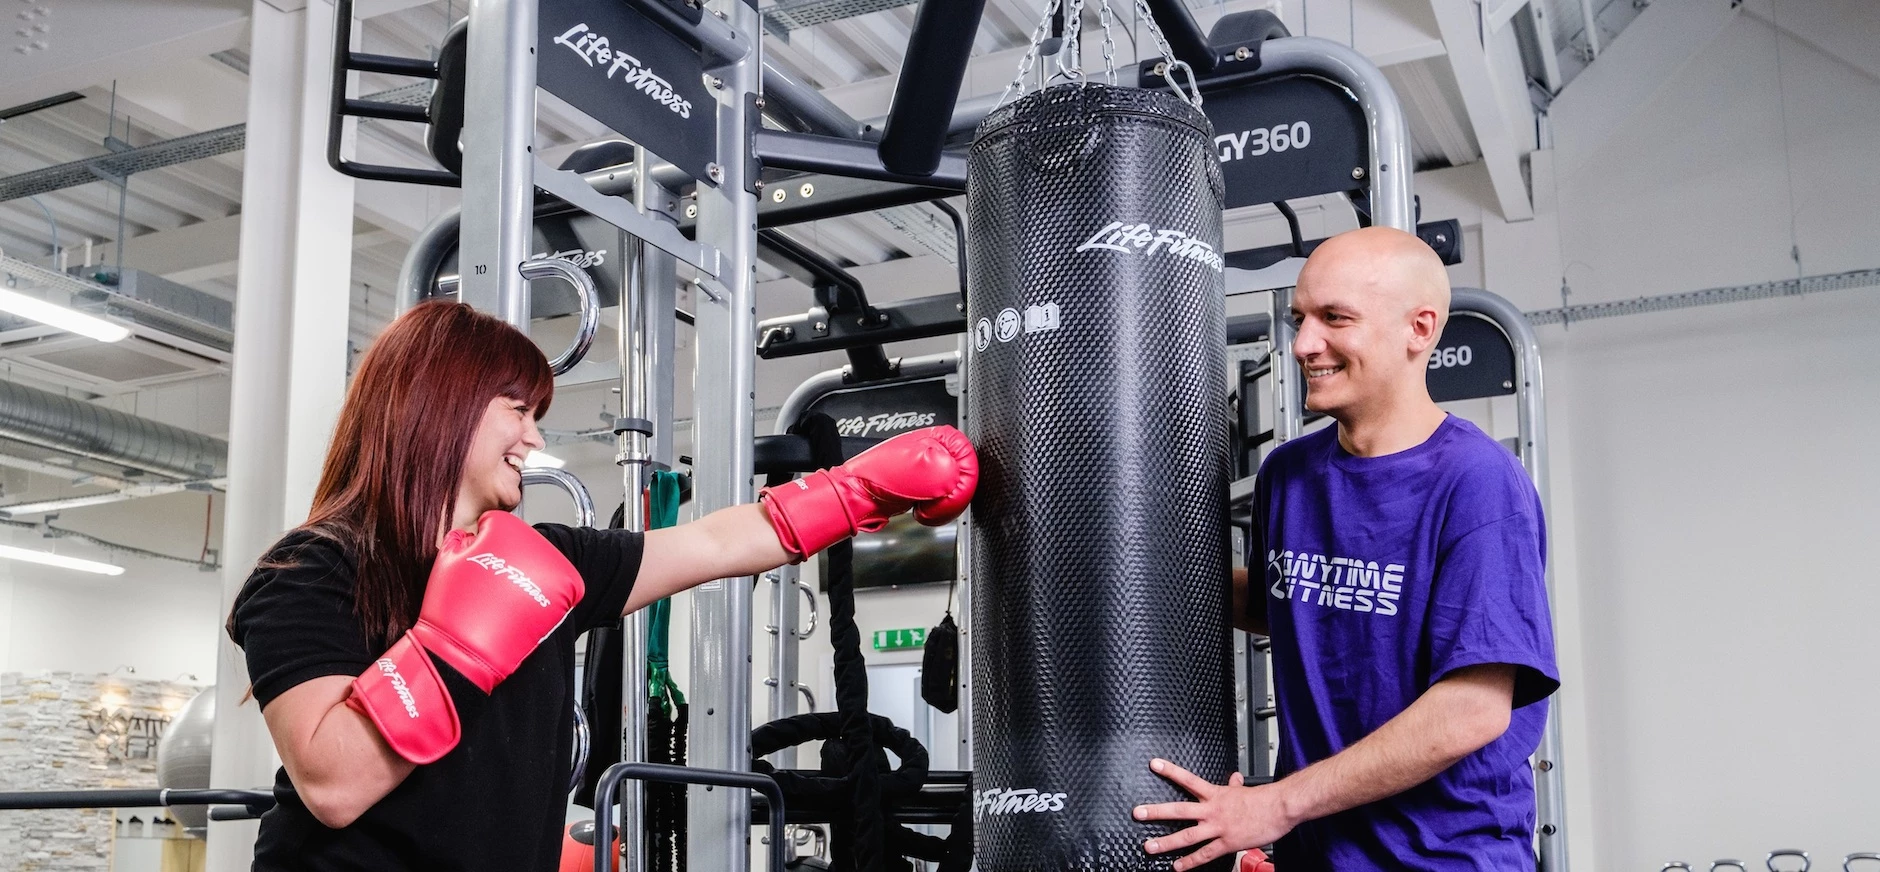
[997,0,1065,108]
[998,0,1200,110]
[1131,0,1203,107]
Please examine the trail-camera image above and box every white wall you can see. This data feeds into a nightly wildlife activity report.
[0,491,225,680]
[1428,1,1880,867]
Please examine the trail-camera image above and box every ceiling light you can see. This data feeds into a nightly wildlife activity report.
[524,450,566,469]
[0,543,124,575]
[0,287,130,342]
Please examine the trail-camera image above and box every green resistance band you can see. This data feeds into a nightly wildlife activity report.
[647,470,686,718]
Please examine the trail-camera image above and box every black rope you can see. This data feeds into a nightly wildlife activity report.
[750,414,971,872]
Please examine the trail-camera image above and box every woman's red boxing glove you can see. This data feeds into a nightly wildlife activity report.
[759,425,978,561]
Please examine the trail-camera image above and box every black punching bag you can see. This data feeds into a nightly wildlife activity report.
[966,82,1236,872]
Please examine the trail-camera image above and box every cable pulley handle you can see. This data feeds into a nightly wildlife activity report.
[797,580,819,639]
[569,701,592,796]
[520,257,600,375]
[520,467,597,528]
[1768,851,1811,872]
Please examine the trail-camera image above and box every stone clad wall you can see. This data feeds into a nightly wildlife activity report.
[0,673,201,871]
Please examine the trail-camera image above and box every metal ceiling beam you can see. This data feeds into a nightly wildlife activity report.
[1431,0,1534,220]
[1484,0,1531,33]
[1525,2,1564,93]
[1574,0,1601,57]
[0,116,199,232]
[0,124,245,205]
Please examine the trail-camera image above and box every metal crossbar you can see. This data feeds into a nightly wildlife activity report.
[1528,268,1880,326]
[762,0,918,35]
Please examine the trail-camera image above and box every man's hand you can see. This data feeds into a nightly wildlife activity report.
[1133,758,1296,872]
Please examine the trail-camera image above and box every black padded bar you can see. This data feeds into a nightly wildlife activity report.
[1141,0,1221,74]
[755,130,967,190]
[347,51,438,78]
[876,0,988,176]
[756,293,965,359]
[0,788,275,812]
[1224,219,1463,271]
[1227,312,1274,345]
[343,99,430,123]
[618,0,743,65]
[753,434,883,474]
[756,175,956,227]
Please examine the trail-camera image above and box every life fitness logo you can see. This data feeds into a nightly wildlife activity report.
[467,552,552,608]
[974,787,1069,820]
[551,22,693,119]
[374,660,421,719]
[1076,221,1225,272]
[835,411,937,438]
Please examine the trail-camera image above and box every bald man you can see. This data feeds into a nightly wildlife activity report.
[1136,227,1558,871]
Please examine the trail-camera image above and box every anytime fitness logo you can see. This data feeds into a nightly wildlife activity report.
[551,23,693,119]
[835,411,937,438]
[1076,221,1224,272]
[375,660,421,718]
[1267,549,1405,617]
[467,553,552,608]
[974,787,1068,820]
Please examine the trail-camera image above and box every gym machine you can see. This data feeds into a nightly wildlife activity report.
[324,0,1577,866]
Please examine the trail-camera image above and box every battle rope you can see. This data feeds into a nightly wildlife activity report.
[752,414,970,872]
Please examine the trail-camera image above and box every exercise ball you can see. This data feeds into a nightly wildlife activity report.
[156,686,215,831]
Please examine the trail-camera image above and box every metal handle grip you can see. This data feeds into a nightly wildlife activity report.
[796,683,817,712]
[1712,862,1749,872]
[796,581,818,639]
[593,762,786,872]
[1662,864,1694,872]
[521,467,597,528]
[570,701,592,796]
[1768,851,1811,872]
[519,257,600,375]
[1846,854,1880,872]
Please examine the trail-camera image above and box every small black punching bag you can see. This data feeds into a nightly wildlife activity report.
[966,82,1237,872]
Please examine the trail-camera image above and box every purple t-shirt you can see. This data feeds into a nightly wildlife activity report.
[1251,415,1558,871]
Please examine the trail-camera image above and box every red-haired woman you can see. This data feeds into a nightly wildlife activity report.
[227,300,976,871]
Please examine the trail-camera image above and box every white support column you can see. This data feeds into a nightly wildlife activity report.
[206,3,357,871]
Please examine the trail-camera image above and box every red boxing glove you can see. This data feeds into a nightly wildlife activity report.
[349,511,585,763]
[759,425,978,561]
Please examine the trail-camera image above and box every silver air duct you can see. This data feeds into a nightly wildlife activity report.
[0,379,227,482]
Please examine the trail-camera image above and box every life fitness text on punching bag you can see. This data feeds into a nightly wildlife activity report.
[966,81,1237,872]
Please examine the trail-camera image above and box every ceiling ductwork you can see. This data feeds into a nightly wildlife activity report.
[0,378,226,482]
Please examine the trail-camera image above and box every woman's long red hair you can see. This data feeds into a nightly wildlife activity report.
[284,300,554,649]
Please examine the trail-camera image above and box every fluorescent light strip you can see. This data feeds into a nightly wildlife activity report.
[0,543,125,576]
[0,287,131,342]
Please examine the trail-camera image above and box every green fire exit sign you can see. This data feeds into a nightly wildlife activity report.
[872,627,927,651]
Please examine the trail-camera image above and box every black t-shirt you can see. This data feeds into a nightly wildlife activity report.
[228,523,643,872]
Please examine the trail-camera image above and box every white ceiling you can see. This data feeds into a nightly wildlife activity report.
[0,0,1646,550]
